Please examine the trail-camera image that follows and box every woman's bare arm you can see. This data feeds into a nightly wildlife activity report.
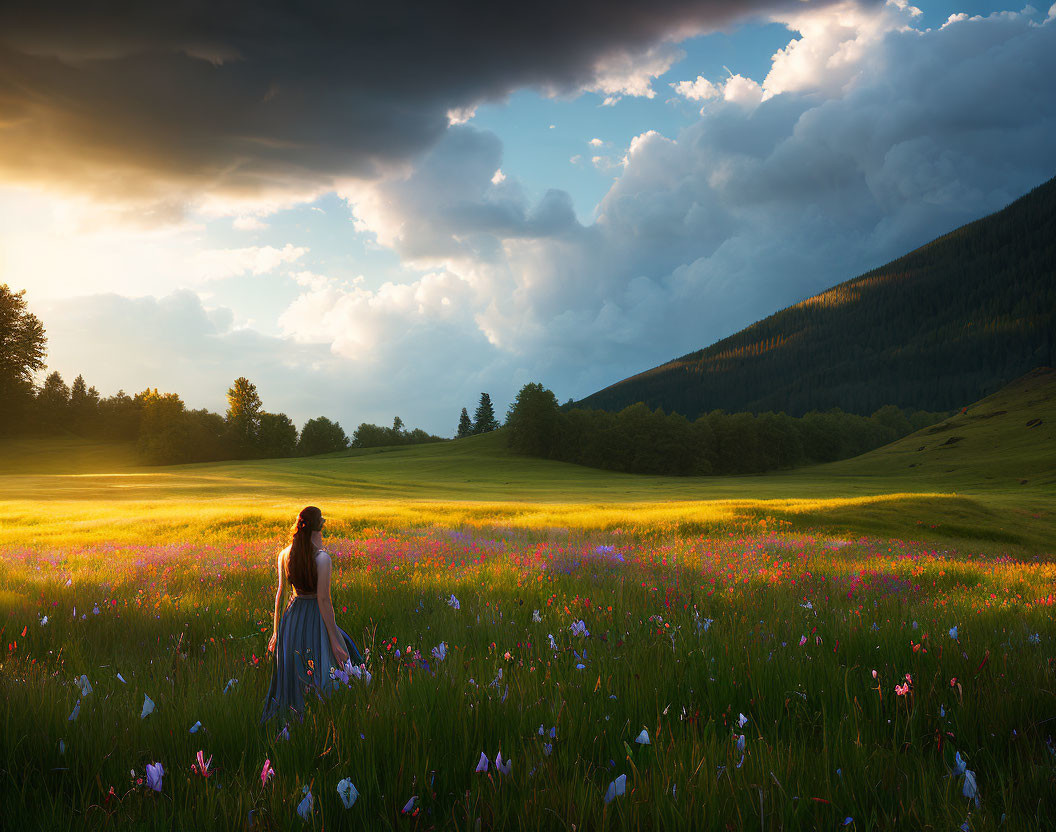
[270,549,287,648]
[315,553,348,664]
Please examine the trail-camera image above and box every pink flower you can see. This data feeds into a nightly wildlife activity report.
[871,670,877,679]
[192,750,212,778]
[260,758,274,786]
[799,635,807,646]
[950,676,957,687]
[895,683,909,696]
[904,673,912,684]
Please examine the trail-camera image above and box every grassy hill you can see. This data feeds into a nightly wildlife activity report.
[0,370,1052,552]
[576,175,1056,418]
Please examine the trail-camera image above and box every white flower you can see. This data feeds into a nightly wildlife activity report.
[532,609,542,623]
[738,713,748,728]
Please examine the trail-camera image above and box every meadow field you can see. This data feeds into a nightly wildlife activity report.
[1,375,1054,830]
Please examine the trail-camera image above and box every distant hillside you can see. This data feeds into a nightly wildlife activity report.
[822,366,1056,489]
[577,175,1056,418]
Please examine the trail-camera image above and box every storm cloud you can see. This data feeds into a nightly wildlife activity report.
[0,0,850,224]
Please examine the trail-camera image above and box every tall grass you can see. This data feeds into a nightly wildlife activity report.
[2,522,1054,830]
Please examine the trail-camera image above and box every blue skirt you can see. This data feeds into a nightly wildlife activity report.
[260,595,364,724]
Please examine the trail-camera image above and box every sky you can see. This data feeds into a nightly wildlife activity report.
[1,0,1054,435]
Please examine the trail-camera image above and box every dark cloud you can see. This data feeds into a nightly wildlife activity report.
[0,0,855,220]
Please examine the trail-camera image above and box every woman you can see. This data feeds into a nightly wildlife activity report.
[261,505,364,724]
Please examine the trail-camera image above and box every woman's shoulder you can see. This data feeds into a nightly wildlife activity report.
[314,548,332,564]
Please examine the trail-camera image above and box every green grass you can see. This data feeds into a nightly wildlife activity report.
[0,372,1053,828]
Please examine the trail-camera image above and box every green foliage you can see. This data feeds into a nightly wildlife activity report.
[510,382,949,476]
[505,382,561,457]
[299,416,349,456]
[456,407,473,438]
[225,376,263,455]
[352,418,445,449]
[35,371,70,434]
[578,176,1056,418]
[0,284,46,436]
[257,412,299,458]
[472,392,499,434]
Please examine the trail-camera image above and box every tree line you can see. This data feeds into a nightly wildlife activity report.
[0,284,443,464]
[505,382,951,476]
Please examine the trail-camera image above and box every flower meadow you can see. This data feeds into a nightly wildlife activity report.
[2,524,1055,831]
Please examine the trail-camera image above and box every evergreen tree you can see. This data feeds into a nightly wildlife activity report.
[472,392,499,434]
[225,376,263,455]
[456,408,473,438]
[69,374,100,434]
[0,284,46,436]
[36,371,70,433]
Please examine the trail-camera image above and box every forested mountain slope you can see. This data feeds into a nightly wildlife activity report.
[577,176,1056,418]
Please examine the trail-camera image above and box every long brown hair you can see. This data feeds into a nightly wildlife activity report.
[286,506,322,593]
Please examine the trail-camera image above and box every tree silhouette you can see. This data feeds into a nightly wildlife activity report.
[0,284,46,435]
[456,408,473,438]
[225,376,263,455]
[472,393,499,434]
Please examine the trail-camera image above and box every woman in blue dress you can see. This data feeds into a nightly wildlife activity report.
[261,505,364,724]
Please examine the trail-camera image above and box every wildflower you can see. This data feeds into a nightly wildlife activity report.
[503,650,512,661]
[963,768,979,806]
[401,795,418,814]
[337,778,358,808]
[735,734,746,768]
[949,626,959,640]
[146,762,164,792]
[448,594,460,610]
[189,721,202,733]
[277,725,290,742]
[548,633,558,651]
[532,610,542,623]
[570,619,590,637]
[951,676,958,687]
[68,700,80,721]
[1028,632,1041,644]
[93,604,100,615]
[475,752,488,773]
[297,787,313,821]
[431,642,447,661]
[59,739,65,755]
[223,678,237,694]
[737,713,748,728]
[895,683,909,696]
[76,675,92,697]
[952,751,967,777]
[116,673,126,684]
[543,743,552,756]
[635,729,650,745]
[192,750,212,778]
[871,670,877,679]
[799,635,807,646]
[260,759,274,786]
[140,694,155,719]
[496,751,512,775]
[40,616,48,626]
[604,774,627,803]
